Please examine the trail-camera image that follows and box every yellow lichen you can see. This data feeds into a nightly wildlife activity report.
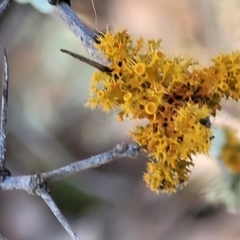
[86,29,240,193]
[221,127,240,174]
[123,92,132,102]
[145,102,157,115]
[134,63,146,75]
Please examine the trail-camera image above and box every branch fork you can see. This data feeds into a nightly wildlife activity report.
[0,1,141,239]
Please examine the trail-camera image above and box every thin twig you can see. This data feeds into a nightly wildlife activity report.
[42,142,140,182]
[0,143,140,191]
[37,188,80,240]
[0,0,13,15]
[0,233,8,240]
[52,2,107,65]
[0,143,139,191]
[61,49,112,73]
[0,142,139,191]
[0,49,9,170]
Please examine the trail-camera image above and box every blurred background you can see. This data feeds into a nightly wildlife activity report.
[0,0,240,239]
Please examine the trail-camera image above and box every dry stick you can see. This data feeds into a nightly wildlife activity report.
[37,188,80,240]
[53,2,107,65]
[0,143,140,191]
[0,175,34,192]
[0,143,140,192]
[42,142,140,182]
[0,173,80,239]
[0,233,8,240]
[0,50,9,240]
[0,142,140,240]
[0,143,140,190]
[0,49,8,170]
[0,0,13,15]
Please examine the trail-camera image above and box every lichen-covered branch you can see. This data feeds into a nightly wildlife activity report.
[85,29,240,192]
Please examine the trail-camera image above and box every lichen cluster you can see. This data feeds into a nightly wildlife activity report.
[221,127,240,174]
[86,30,240,192]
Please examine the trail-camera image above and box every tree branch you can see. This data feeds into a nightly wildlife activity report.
[0,142,140,239]
[52,2,107,65]
[0,49,8,170]
[37,188,80,240]
[0,143,140,239]
[0,49,10,181]
[0,143,140,192]
[42,142,140,182]
[0,233,8,240]
[0,0,13,15]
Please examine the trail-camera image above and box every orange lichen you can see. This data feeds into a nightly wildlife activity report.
[221,127,240,174]
[145,102,157,115]
[134,63,146,75]
[86,29,240,192]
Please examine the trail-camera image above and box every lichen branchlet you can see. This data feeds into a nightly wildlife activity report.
[86,30,240,193]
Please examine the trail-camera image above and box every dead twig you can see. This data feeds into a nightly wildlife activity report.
[0,49,8,170]
[37,188,80,240]
[0,233,8,240]
[0,143,140,192]
[42,142,140,182]
[0,0,13,16]
[0,49,10,181]
[50,1,107,65]
[0,141,140,239]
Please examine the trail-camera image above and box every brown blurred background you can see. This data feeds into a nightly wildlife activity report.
[0,0,240,239]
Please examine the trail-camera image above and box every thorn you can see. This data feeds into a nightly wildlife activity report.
[60,49,112,74]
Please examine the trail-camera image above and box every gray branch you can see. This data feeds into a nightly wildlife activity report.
[0,49,9,170]
[53,2,107,65]
[42,142,140,182]
[0,233,8,240]
[0,143,140,192]
[0,175,33,192]
[0,142,140,239]
[37,188,80,240]
[0,0,13,15]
